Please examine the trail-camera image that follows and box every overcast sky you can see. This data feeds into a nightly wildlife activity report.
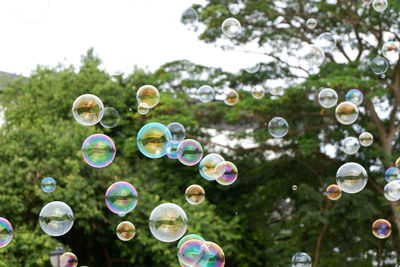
[0,0,265,76]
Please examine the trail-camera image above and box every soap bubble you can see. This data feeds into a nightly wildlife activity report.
[336,162,368,194]
[178,239,209,266]
[386,180,400,199]
[384,183,400,201]
[342,137,360,155]
[372,0,388,12]
[385,167,400,183]
[306,18,317,29]
[292,252,312,267]
[224,89,239,106]
[292,185,298,191]
[166,140,180,159]
[82,134,116,168]
[382,41,400,63]
[136,85,160,109]
[60,252,78,267]
[199,153,225,181]
[204,242,225,267]
[269,87,284,96]
[40,177,56,193]
[137,122,172,158]
[0,217,13,248]
[251,85,265,99]
[215,161,239,186]
[167,122,186,142]
[116,221,136,241]
[13,0,49,24]
[100,107,120,128]
[268,117,289,138]
[198,85,215,103]
[178,234,206,249]
[372,219,392,239]
[137,103,149,115]
[345,89,363,106]
[245,63,260,74]
[185,185,205,205]
[221,18,241,38]
[177,139,203,166]
[335,101,359,125]
[318,88,338,108]
[39,201,74,236]
[181,8,198,25]
[326,184,342,201]
[149,203,188,242]
[72,94,104,126]
[299,45,325,71]
[359,132,373,147]
[228,3,241,15]
[315,32,336,52]
[370,56,389,75]
[105,181,138,216]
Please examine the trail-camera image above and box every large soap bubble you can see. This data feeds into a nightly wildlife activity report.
[40,177,56,193]
[105,181,138,216]
[372,219,392,239]
[370,56,389,75]
[315,32,336,52]
[318,88,338,108]
[167,122,186,142]
[268,117,289,138]
[149,203,188,242]
[384,167,400,183]
[372,0,388,12]
[345,89,363,106]
[72,94,104,126]
[60,252,78,267]
[39,201,74,236]
[342,137,360,155]
[181,8,198,25]
[224,89,239,106]
[185,184,205,205]
[251,85,265,99]
[336,162,368,194]
[292,252,312,267]
[177,139,203,166]
[136,85,160,109]
[0,217,13,248]
[199,153,225,181]
[221,18,241,38]
[335,102,359,125]
[178,239,209,266]
[116,221,136,241]
[299,45,325,72]
[137,122,172,158]
[306,18,317,29]
[100,107,120,128]
[326,184,342,201]
[198,85,215,103]
[82,134,116,168]
[359,132,373,147]
[216,161,239,186]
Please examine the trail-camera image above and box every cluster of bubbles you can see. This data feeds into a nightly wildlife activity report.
[383,159,400,202]
[136,85,160,115]
[341,131,373,155]
[370,41,399,75]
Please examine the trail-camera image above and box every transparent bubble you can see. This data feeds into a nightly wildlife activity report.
[13,0,49,23]
[199,153,225,181]
[221,18,242,38]
[136,85,160,109]
[167,122,186,142]
[299,45,325,71]
[384,167,400,183]
[72,94,104,126]
[198,85,215,103]
[315,32,336,53]
[251,85,265,99]
[384,183,400,201]
[269,87,284,96]
[342,137,360,155]
[382,41,400,63]
[336,162,368,194]
[318,88,338,108]
[228,3,241,15]
[362,0,373,5]
[306,18,317,29]
[204,242,225,267]
[39,201,74,236]
[292,252,312,267]
[372,219,392,239]
[100,107,120,128]
[326,184,342,201]
[370,56,389,75]
[359,132,373,147]
[105,181,138,216]
[268,117,289,138]
[177,234,206,249]
[137,103,149,115]
[178,239,209,266]
[215,161,239,186]
[345,89,363,106]
[181,8,198,25]
[185,185,205,205]
[82,134,116,168]
[60,252,78,267]
[224,89,239,106]
[40,177,56,193]
[137,122,172,158]
[372,0,388,12]
[245,63,260,74]
[116,221,136,241]
[166,140,180,159]
[386,180,400,199]
[177,139,203,166]
[149,203,188,242]
[292,185,298,191]
[0,217,13,248]
[335,101,359,125]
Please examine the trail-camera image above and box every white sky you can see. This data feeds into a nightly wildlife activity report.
[0,0,265,76]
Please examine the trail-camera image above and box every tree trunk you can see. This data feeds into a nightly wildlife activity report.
[312,223,329,267]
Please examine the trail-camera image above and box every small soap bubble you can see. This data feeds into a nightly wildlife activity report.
[181,8,198,25]
[198,85,215,103]
[384,167,400,183]
[372,219,392,239]
[292,252,312,267]
[185,184,205,205]
[0,217,13,248]
[326,184,342,201]
[268,117,289,138]
[100,107,120,128]
[177,139,204,166]
[345,89,363,106]
[335,101,359,125]
[40,177,56,193]
[137,122,172,158]
[136,85,160,109]
[166,140,180,159]
[199,153,225,181]
[382,41,400,63]
[306,18,317,29]
[116,221,136,241]
[82,134,116,168]
[137,103,149,115]
[215,161,239,186]
[342,137,360,155]
[105,181,138,216]
[359,132,373,147]
[224,89,239,106]
[60,252,78,267]
[39,201,74,236]
[372,0,388,12]
[371,56,389,75]
[318,88,338,108]
[221,18,241,38]
[315,32,336,52]
[167,122,186,142]
[72,94,104,126]
[251,85,265,99]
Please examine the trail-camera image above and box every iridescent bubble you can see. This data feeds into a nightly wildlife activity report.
[382,41,400,63]
[359,132,373,147]
[228,3,240,15]
[149,203,188,242]
[100,107,120,128]
[136,85,160,109]
[251,85,265,99]
[72,94,104,126]
[292,185,298,191]
[221,18,241,38]
[384,167,400,183]
[245,63,260,74]
[199,153,225,181]
[60,252,78,267]
[372,219,392,239]
[372,0,388,12]
[386,180,400,199]
[167,122,186,142]
[0,217,13,248]
[292,252,312,267]
[204,242,225,267]
[116,221,136,241]
[342,137,360,155]
[268,117,289,138]
[384,183,400,201]
[178,239,209,266]
[166,140,180,159]
[345,89,363,106]
[185,185,205,205]
[82,134,116,168]
[39,201,74,236]
[137,103,149,115]
[198,85,215,103]
[306,18,317,29]
[299,45,325,72]
[318,88,338,108]
[315,32,336,52]
[224,89,239,106]
[177,234,206,249]
[177,139,203,166]
[40,177,56,193]
[137,122,172,159]
[326,184,342,201]
[371,56,389,75]
[336,162,368,194]
[335,101,359,125]
[215,161,238,186]
[105,181,138,216]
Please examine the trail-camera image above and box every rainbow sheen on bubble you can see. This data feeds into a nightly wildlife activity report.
[185,184,205,205]
[72,94,104,126]
[60,252,78,267]
[178,239,209,266]
[215,161,238,186]
[39,201,74,236]
[385,167,400,182]
[204,242,225,267]
[166,140,180,159]
[136,85,160,109]
[372,219,392,239]
[199,153,225,181]
[137,122,172,158]
[0,217,13,248]
[221,18,241,38]
[224,89,239,106]
[82,134,116,168]
[105,182,138,215]
[326,184,342,201]
[40,177,56,193]
[177,139,203,166]
[178,234,206,249]
[345,89,363,106]
[116,221,136,241]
